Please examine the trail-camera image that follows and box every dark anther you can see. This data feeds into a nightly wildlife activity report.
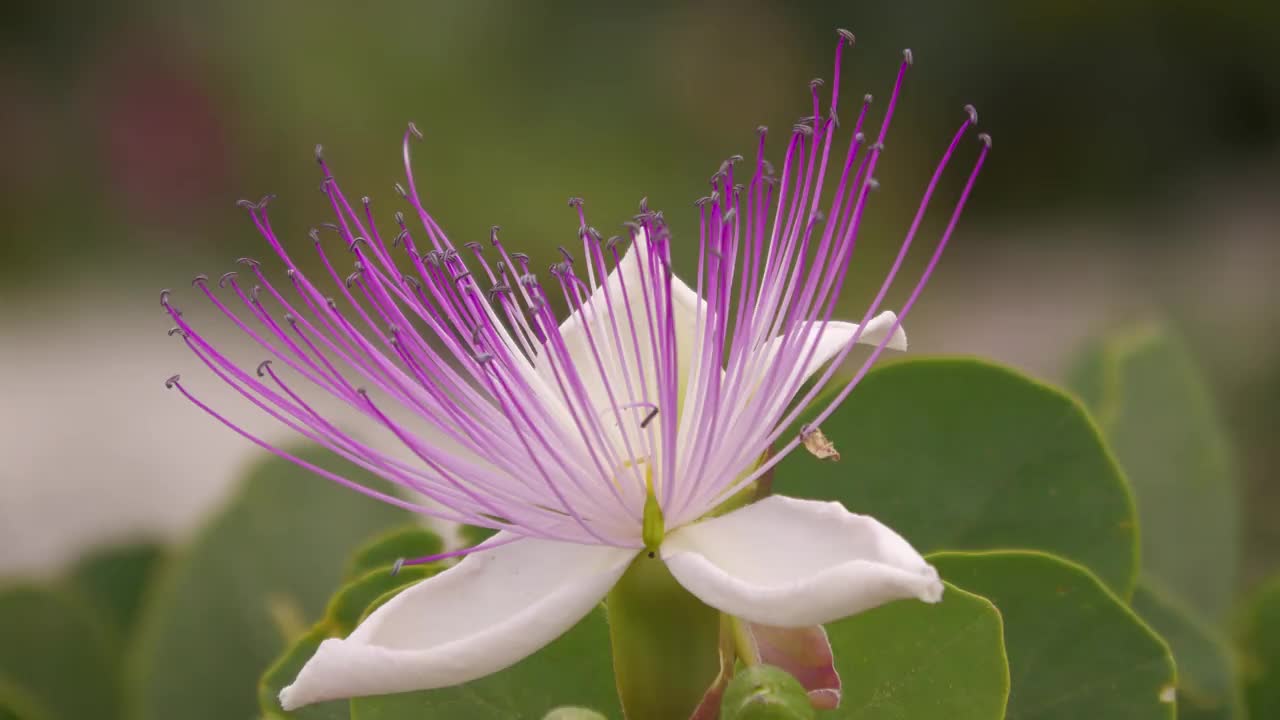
[258,193,277,208]
[391,559,405,576]
[489,225,502,244]
[854,132,866,145]
[510,252,530,262]
[235,198,259,210]
[443,248,459,263]
[317,222,340,232]
[394,229,410,247]
[353,260,365,273]
[286,268,298,280]
[865,177,881,191]
[453,271,473,286]
[622,220,642,233]
[756,125,768,137]
[464,241,483,252]
[314,144,325,163]
[488,283,511,301]
[640,407,660,428]
[250,285,262,303]
[792,123,813,137]
[653,210,665,223]
[326,297,339,309]
[978,133,993,149]
[283,313,296,325]
[348,236,368,252]
[167,327,185,337]
[402,275,422,289]
[733,183,745,196]
[519,273,538,287]
[237,257,260,267]
[362,195,372,208]
[408,122,423,140]
[694,196,711,208]
[164,374,181,389]
[863,93,873,105]
[495,260,507,276]
[472,325,485,344]
[828,107,840,128]
[870,141,886,152]
[159,289,172,307]
[587,226,603,243]
[709,191,721,205]
[711,169,727,185]
[558,246,575,264]
[218,271,238,288]
[722,207,737,224]
[548,261,566,276]
[256,360,273,377]
[964,104,979,125]
[727,154,744,165]
[606,235,623,248]
[394,183,408,198]
[394,211,406,226]
[191,274,209,287]
[809,77,825,90]
[425,250,444,268]
[474,351,494,364]
[638,196,649,213]
[762,175,779,187]
[810,209,826,224]
[837,28,856,46]
[567,196,584,208]
[762,159,776,175]
[309,228,323,245]
[903,48,914,65]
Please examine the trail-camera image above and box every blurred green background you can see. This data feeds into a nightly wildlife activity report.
[0,0,1277,713]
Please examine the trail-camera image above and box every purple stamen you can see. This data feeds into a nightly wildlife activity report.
[164,33,986,547]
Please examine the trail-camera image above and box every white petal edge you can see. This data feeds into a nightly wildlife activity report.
[279,535,637,709]
[661,495,942,627]
[770,311,908,387]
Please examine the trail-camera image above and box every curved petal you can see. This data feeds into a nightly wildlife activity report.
[531,232,703,476]
[661,495,941,627]
[762,311,908,390]
[280,535,637,709]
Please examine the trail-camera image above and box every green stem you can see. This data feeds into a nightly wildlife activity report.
[607,554,721,719]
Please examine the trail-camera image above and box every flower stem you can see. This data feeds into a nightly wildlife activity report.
[607,554,721,719]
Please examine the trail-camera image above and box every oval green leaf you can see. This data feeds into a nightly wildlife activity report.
[823,582,1008,719]
[1131,580,1243,720]
[1067,327,1240,623]
[68,542,165,639]
[0,586,120,720]
[349,606,621,720]
[345,527,444,581]
[1235,574,1280,720]
[128,449,414,720]
[776,358,1138,595]
[931,550,1176,719]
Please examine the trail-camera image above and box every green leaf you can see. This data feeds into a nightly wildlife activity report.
[0,586,121,720]
[931,550,1176,720]
[0,677,53,720]
[823,582,1009,719]
[721,664,815,720]
[68,542,165,637]
[1067,327,1240,623]
[128,449,414,720]
[345,526,444,581]
[1235,574,1280,720]
[1131,581,1243,720]
[349,606,622,720]
[776,358,1138,595]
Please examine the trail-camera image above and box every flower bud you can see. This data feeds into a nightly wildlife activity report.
[720,664,815,720]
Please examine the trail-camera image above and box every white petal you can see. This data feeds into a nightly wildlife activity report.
[661,496,941,627]
[280,536,637,709]
[761,311,907,390]
[534,231,703,450]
